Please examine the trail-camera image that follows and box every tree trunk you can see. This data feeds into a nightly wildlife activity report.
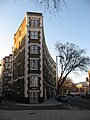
[56,76,67,96]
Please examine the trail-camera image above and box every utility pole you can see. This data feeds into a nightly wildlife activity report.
[88,71,90,94]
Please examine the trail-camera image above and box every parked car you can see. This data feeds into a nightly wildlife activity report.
[80,93,86,98]
[81,93,90,98]
[87,94,90,98]
[58,95,68,102]
[70,92,75,97]
[55,95,61,101]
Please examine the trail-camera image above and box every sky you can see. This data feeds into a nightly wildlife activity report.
[0,0,90,83]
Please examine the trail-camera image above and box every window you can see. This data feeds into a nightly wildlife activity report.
[5,64,8,69]
[30,31,38,39]
[30,19,39,27]
[30,59,38,70]
[8,73,12,77]
[19,30,21,37]
[30,91,38,103]
[5,72,8,77]
[30,75,38,87]
[8,65,11,69]
[5,58,9,63]
[30,45,38,54]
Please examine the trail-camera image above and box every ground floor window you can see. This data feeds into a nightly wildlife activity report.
[30,91,38,103]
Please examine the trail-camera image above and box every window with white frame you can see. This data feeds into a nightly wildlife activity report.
[30,31,38,39]
[30,45,38,54]
[5,58,9,63]
[8,65,11,69]
[5,64,8,69]
[30,19,39,27]
[30,91,38,103]
[30,59,38,70]
[5,72,8,77]
[30,75,38,87]
[8,73,12,77]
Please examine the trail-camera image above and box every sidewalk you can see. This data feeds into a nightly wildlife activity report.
[16,98,63,107]
[0,98,63,107]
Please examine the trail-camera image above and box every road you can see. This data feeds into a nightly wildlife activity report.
[67,95,90,110]
[0,98,90,120]
[0,110,90,120]
[0,96,90,110]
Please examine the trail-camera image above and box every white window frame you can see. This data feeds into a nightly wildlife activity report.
[5,64,8,69]
[5,58,9,62]
[30,75,38,87]
[30,59,38,70]
[30,91,38,103]
[30,19,39,27]
[30,31,38,39]
[30,44,38,54]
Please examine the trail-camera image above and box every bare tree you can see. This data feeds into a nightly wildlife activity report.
[21,0,66,14]
[55,41,90,95]
[36,0,66,13]
[62,77,76,94]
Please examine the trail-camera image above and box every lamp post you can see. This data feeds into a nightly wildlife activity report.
[0,63,2,102]
[56,56,59,92]
[87,70,90,94]
[56,55,64,95]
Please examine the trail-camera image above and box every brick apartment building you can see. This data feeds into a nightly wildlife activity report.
[12,12,56,103]
[0,54,13,100]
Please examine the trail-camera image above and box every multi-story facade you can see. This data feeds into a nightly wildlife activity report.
[0,54,13,100]
[0,64,2,98]
[76,82,88,94]
[12,12,56,103]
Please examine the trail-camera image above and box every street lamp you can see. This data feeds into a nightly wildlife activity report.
[56,56,59,91]
[87,70,90,94]
[56,55,64,94]
[0,63,2,102]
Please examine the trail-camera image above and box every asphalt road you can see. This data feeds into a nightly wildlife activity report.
[67,95,90,110]
[0,97,90,120]
[0,110,90,120]
[0,96,90,110]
